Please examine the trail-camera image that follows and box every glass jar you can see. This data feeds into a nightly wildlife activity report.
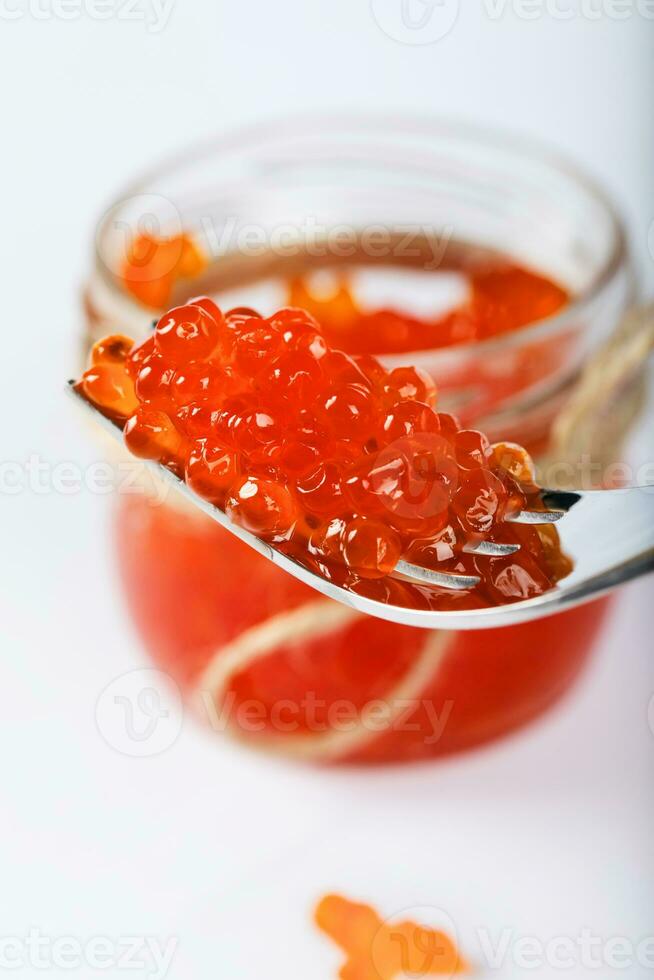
[84,117,638,763]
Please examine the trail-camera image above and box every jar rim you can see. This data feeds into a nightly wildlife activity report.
[95,112,632,360]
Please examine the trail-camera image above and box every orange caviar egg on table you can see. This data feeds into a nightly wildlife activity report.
[315,894,469,978]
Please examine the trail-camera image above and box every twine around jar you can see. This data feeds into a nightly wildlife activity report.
[544,303,654,488]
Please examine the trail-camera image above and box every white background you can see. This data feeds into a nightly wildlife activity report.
[0,1,653,977]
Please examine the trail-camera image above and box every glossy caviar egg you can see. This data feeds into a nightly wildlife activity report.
[452,468,508,534]
[134,353,176,409]
[341,517,402,579]
[234,321,283,373]
[207,401,243,451]
[379,400,440,443]
[318,383,375,440]
[267,307,321,346]
[308,517,348,562]
[185,439,240,504]
[491,441,537,485]
[124,407,182,461]
[91,334,134,366]
[278,440,321,478]
[352,354,387,388]
[175,402,220,440]
[277,412,331,478]
[343,456,393,518]
[383,366,437,407]
[436,412,460,443]
[293,411,331,453]
[257,350,324,407]
[155,303,228,364]
[500,473,529,519]
[268,307,328,361]
[454,429,491,469]
[294,329,328,361]
[345,441,455,536]
[483,551,553,603]
[536,524,574,579]
[225,476,298,540]
[224,308,264,341]
[189,295,224,323]
[296,462,347,516]
[404,524,459,566]
[320,350,370,388]
[126,336,155,380]
[172,361,230,407]
[79,363,137,418]
[234,404,284,458]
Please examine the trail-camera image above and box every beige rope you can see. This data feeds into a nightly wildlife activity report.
[544,303,654,487]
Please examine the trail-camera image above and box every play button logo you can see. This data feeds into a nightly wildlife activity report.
[371,0,460,44]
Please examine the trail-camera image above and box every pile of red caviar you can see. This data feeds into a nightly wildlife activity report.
[288,264,568,353]
[78,298,571,609]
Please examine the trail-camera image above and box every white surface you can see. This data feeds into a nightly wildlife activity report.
[1,2,653,977]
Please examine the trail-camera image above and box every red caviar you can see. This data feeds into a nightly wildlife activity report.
[120,233,206,309]
[77,299,571,608]
[288,262,568,354]
[315,894,469,978]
